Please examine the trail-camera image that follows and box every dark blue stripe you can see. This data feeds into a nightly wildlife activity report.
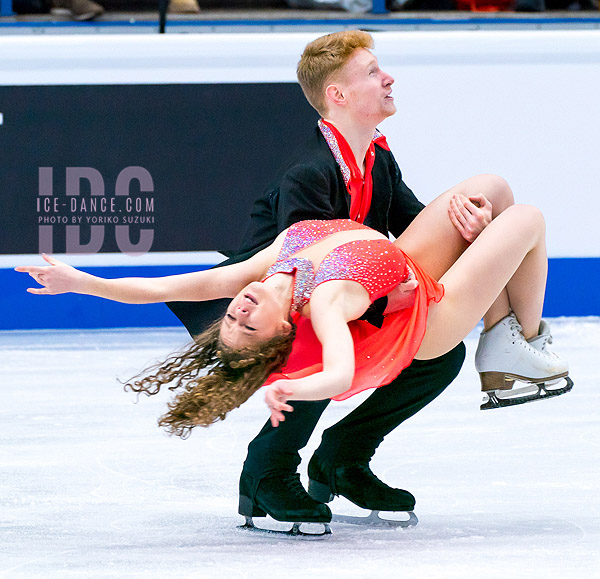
[1,257,598,330]
[1,264,202,330]
[1,17,600,29]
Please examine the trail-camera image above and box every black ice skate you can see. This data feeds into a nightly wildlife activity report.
[307,455,418,529]
[238,471,332,537]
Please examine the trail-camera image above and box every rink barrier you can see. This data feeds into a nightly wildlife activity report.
[2,17,600,32]
[1,32,598,328]
[0,256,598,330]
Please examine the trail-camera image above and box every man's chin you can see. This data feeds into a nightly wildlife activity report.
[380,107,396,121]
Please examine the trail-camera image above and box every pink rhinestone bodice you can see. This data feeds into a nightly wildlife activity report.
[264,220,408,312]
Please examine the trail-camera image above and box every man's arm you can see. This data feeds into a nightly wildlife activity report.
[383,265,419,314]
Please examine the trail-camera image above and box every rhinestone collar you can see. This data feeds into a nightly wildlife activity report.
[264,257,315,312]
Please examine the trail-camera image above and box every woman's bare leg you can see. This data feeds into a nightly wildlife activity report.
[451,175,517,331]
[397,174,516,333]
[396,174,514,280]
[395,190,471,281]
[448,174,515,221]
[413,204,547,360]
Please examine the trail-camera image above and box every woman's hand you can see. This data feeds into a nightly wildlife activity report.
[265,381,295,427]
[15,254,91,295]
[448,193,492,243]
[384,266,419,314]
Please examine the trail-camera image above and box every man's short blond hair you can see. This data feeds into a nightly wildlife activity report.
[297,30,374,117]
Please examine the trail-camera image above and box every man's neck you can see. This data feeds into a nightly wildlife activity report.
[322,117,376,177]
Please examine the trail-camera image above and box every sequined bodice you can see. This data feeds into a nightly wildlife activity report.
[264,219,408,312]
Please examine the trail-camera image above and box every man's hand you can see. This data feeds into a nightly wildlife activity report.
[265,381,294,427]
[448,193,492,243]
[384,266,419,314]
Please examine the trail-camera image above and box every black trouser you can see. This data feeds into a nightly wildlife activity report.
[242,342,466,479]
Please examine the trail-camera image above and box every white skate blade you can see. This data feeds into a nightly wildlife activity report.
[332,510,418,528]
[544,377,571,390]
[481,376,573,410]
[327,497,418,528]
[238,516,331,538]
[495,383,540,400]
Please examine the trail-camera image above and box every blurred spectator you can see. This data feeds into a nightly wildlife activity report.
[13,0,203,18]
[169,0,200,12]
[12,0,51,13]
[51,0,104,20]
[546,0,598,8]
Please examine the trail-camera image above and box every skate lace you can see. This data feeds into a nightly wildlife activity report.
[281,473,311,499]
[538,334,553,350]
[508,316,522,336]
[350,463,390,490]
[509,315,556,359]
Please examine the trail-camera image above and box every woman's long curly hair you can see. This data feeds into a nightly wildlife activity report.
[123,319,296,439]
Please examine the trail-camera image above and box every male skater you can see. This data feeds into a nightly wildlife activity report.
[169,30,514,526]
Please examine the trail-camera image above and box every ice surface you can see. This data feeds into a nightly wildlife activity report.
[1,319,599,579]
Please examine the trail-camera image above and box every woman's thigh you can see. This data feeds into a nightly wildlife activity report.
[414,205,545,359]
[395,191,469,281]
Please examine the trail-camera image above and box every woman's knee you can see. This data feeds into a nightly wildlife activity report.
[449,174,514,215]
[506,204,546,237]
[478,174,515,213]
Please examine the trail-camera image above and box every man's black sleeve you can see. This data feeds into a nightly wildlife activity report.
[387,158,425,238]
[275,164,338,232]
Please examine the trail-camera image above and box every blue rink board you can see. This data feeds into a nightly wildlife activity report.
[0,257,598,330]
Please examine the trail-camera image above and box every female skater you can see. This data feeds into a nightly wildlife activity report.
[16,190,570,435]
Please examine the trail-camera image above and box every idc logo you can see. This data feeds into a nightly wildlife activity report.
[37,166,155,255]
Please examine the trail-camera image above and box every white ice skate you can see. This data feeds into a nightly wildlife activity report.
[474,313,573,410]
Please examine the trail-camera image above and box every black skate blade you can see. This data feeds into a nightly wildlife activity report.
[481,376,574,410]
[332,510,418,529]
[238,516,331,538]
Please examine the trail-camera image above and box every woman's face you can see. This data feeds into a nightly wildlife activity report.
[219,282,291,349]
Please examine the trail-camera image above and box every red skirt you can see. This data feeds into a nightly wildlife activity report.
[264,253,444,400]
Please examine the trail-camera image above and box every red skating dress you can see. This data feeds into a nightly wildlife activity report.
[263,220,444,400]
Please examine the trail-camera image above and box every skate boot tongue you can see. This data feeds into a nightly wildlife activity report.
[527,320,553,352]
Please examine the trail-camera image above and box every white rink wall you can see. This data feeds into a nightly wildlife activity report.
[1,31,598,328]
[2,30,599,259]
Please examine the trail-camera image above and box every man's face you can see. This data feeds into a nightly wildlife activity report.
[333,48,396,123]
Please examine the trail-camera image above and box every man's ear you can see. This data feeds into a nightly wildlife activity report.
[325,83,346,108]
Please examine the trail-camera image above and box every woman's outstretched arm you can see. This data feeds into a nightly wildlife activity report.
[15,235,283,305]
